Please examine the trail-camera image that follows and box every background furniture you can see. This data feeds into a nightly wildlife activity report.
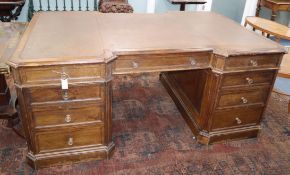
[168,0,207,11]
[244,16,290,41]
[256,0,290,21]
[98,0,133,13]
[0,22,27,127]
[8,12,285,169]
[27,0,133,21]
[28,0,98,20]
[0,0,26,22]
[245,16,290,113]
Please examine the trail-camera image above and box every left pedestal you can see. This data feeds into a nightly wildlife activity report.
[11,63,115,169]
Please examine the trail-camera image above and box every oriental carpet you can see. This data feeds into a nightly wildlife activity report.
[0,73,289,175]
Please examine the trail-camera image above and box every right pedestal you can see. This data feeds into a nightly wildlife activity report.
[160,66,277,144]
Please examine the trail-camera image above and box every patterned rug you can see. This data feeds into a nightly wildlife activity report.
[0,73,289,175]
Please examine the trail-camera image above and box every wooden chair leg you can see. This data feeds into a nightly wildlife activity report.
[262,31,265,36]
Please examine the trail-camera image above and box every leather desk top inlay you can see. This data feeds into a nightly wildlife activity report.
[8,11,286,67]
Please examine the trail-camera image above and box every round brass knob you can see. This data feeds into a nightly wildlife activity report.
[68,137,73,146]
[235,117,242,124]
[250,60,258,67]
[62,90,69,100]
[190,59,196,66]
[246,77,254,85]
[132,61,138,68]
[65,114,71,123]
[235,117,242,125]
[241,97,248,104]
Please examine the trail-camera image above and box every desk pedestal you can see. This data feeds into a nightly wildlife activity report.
[160,67,274,144]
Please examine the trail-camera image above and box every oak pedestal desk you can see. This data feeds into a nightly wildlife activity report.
[7,12,286,169]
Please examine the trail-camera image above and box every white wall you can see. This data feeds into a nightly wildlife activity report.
[211,0,246,23]
[129,0,147,13]
[129,0,206,13]
[241,0,258,25]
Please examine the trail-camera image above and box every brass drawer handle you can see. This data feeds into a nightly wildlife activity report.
[246,77,254,85]
[241,97,248,104]
[235,117,242,125]
[250,60,258,67]
[190,58,196,66]
[62,90,69,100]
[68,137,73,146]
[132,61,138,68]
[65,114,72,123]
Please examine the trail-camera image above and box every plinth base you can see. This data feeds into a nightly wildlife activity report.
[26,142,115,169]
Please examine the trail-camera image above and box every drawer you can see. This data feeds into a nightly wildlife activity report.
[25,83,104,103]
[211,106,263,130]
[18,64,106,85]
[217,86,270,109]
[113,52,210,74]
[32,101,104,128]
[224,54,280,71]
[221,70,275,88]
[36,125,104,153]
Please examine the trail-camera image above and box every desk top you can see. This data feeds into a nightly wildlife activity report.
[8,11,286,67]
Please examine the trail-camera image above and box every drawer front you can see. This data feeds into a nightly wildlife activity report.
[211,106,263,130]
[19,64,105,85]
[225,55,280,71]
[36,125,104,153]
[113,52,210,74]
[217,86,270,109]
[221,70,275,88]
[32,102,104,128]
[25,83,104,103]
